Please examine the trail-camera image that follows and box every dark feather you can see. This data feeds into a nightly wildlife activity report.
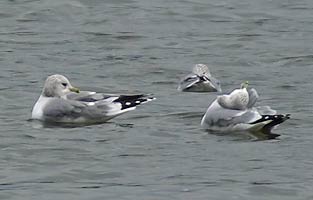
[250,114,290,134]
[113,94,154,110]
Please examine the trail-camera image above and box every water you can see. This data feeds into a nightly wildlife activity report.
[0,0,313,199]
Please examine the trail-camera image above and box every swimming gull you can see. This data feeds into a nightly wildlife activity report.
[201,81,290,133]
[178,64,221,92]
[31,74,155,124]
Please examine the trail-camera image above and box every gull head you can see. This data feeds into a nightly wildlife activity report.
[178,64,222,92]
[240,81,249,89]
[192,64,211,77]
[42,74,80,98]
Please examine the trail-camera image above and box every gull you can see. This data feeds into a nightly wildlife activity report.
[178,64,222,92]
[31,74,155,124]
[201,81,290,134]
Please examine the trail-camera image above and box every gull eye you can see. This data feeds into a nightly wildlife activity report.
[61,83,68,87]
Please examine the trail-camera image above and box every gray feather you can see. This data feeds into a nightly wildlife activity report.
[247,88,259,108]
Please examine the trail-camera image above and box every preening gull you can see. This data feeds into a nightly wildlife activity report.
[201,81,290,134]
[31,74,155,124]
[178,64,222,92]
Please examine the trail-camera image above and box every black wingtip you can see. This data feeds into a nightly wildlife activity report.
[254,114,290,135]
[113,94,155,110]
[250,114,290,125]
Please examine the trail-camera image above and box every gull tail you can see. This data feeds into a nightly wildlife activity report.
[248,114,290,134]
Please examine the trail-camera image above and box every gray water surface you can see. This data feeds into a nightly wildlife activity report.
[1,0,313,199]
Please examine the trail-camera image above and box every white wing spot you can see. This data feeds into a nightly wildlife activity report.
[88,102,95,106]
[125,102,131,106]
[264,116,269,120]
[135,101,141,104]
